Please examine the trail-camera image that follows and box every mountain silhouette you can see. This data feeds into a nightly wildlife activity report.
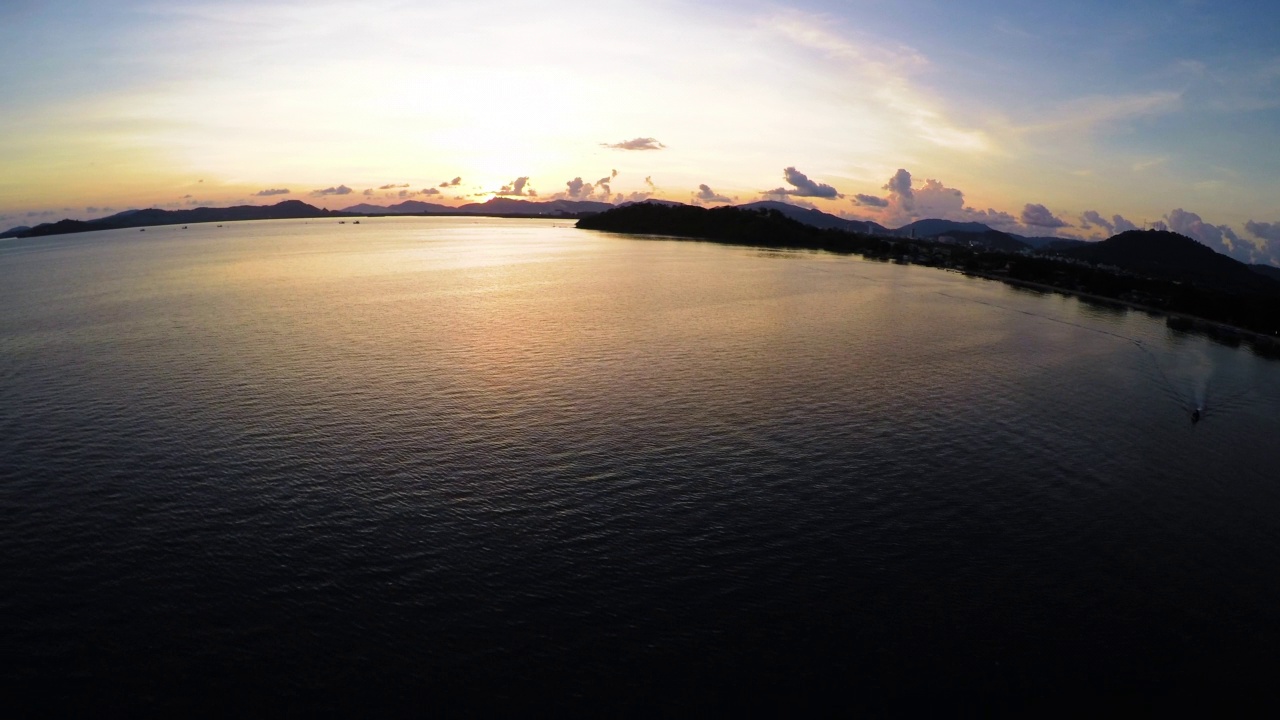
[1062,229,1280,296]
[737,200,889,234]
[11,200,347,238]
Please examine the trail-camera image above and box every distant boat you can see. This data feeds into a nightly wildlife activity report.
[353,220,360,224]
[140,228,145,232]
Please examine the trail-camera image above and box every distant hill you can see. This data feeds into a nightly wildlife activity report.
[1064,229,1280,296]
[455,198,614,216]
[578,202,831,247]
[13,200,348,239]
[341,200,457,215]
[736,200,890,235]
[896,219,995,238]
[342,197,615,216]
[1,225,32,239]
[891,218,1036,252]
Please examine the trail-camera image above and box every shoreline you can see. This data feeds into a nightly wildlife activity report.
[960,270,1280,356]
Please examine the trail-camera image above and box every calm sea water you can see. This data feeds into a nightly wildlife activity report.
[3,217,1279,713]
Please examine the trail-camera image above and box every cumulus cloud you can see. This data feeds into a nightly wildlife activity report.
[1080,210,1113,234]
[362,188,374,197]
[603,137,665,151]
[1246,220,1280,243]
[1166,208,1244,259]
[883,169,914,208]
[556,171,619,201]
[311,185,354,197]
[860,168,1021,230]
[1112,215,1138,233]
[967,208,1019,228]
[495,177,535,196]
[854,193,889,207]
[421,187,441,196]
[623,176,658,203]
[1245,220,1280,266]
[1021,203,1070,228]
[379,183,410,190]
[764,166,842,199]
[695,184,732,204]
[255,188,290,196]
[439,177,462,187]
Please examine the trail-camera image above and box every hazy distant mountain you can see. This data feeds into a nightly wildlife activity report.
[895,219,996,238]
[1064,229,1280,296]
[736,200,890,235]
[1,225,32,239]
[453,197,615,215]
[13,200,347,238]
[341,200,455,214]
[619,199,687,208]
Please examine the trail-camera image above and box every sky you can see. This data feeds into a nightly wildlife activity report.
[3,0,1280,263]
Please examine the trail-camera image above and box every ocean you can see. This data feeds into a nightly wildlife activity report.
[3,216,1279,713]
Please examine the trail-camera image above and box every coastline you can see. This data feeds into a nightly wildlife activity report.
[960,269,1280,357]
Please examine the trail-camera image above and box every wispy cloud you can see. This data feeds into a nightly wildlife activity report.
[310,185,353,197]
[1019,92,1182,135]
[603,137,665,151]
[765,11,992,153]
[254,188,290,196]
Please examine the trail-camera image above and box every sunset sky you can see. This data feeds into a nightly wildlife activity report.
[3,0,1279,262]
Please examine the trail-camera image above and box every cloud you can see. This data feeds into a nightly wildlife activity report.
[1080,210,1112,233]
[379,183,410,190]
[695,184,732,204]
[180,194,193,199]
[1021,203,1069,228]
[883,169,913,209]
[1112,215,1138,233]
[861,168,1021,230]
[1245,220,1280,266]
[495,177,535,196]
[311,185,354,197]
[765,166,842,199]
[363,188,374,196]
[399,189,412,198]
[623,176,657,203]
[603,137,665,151]
[1245,220,1280,243]
[255,188,290,196]
[562,177,591,199]
[1166,208,1243,260]
[556,171,619,201]
[86,206,99,214]
[421,187,441,196]
[440,177,462,187]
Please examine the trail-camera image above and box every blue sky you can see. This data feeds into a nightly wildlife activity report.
[2,0,1279,263]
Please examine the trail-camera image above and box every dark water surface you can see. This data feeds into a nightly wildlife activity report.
[3,217,1279,713]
